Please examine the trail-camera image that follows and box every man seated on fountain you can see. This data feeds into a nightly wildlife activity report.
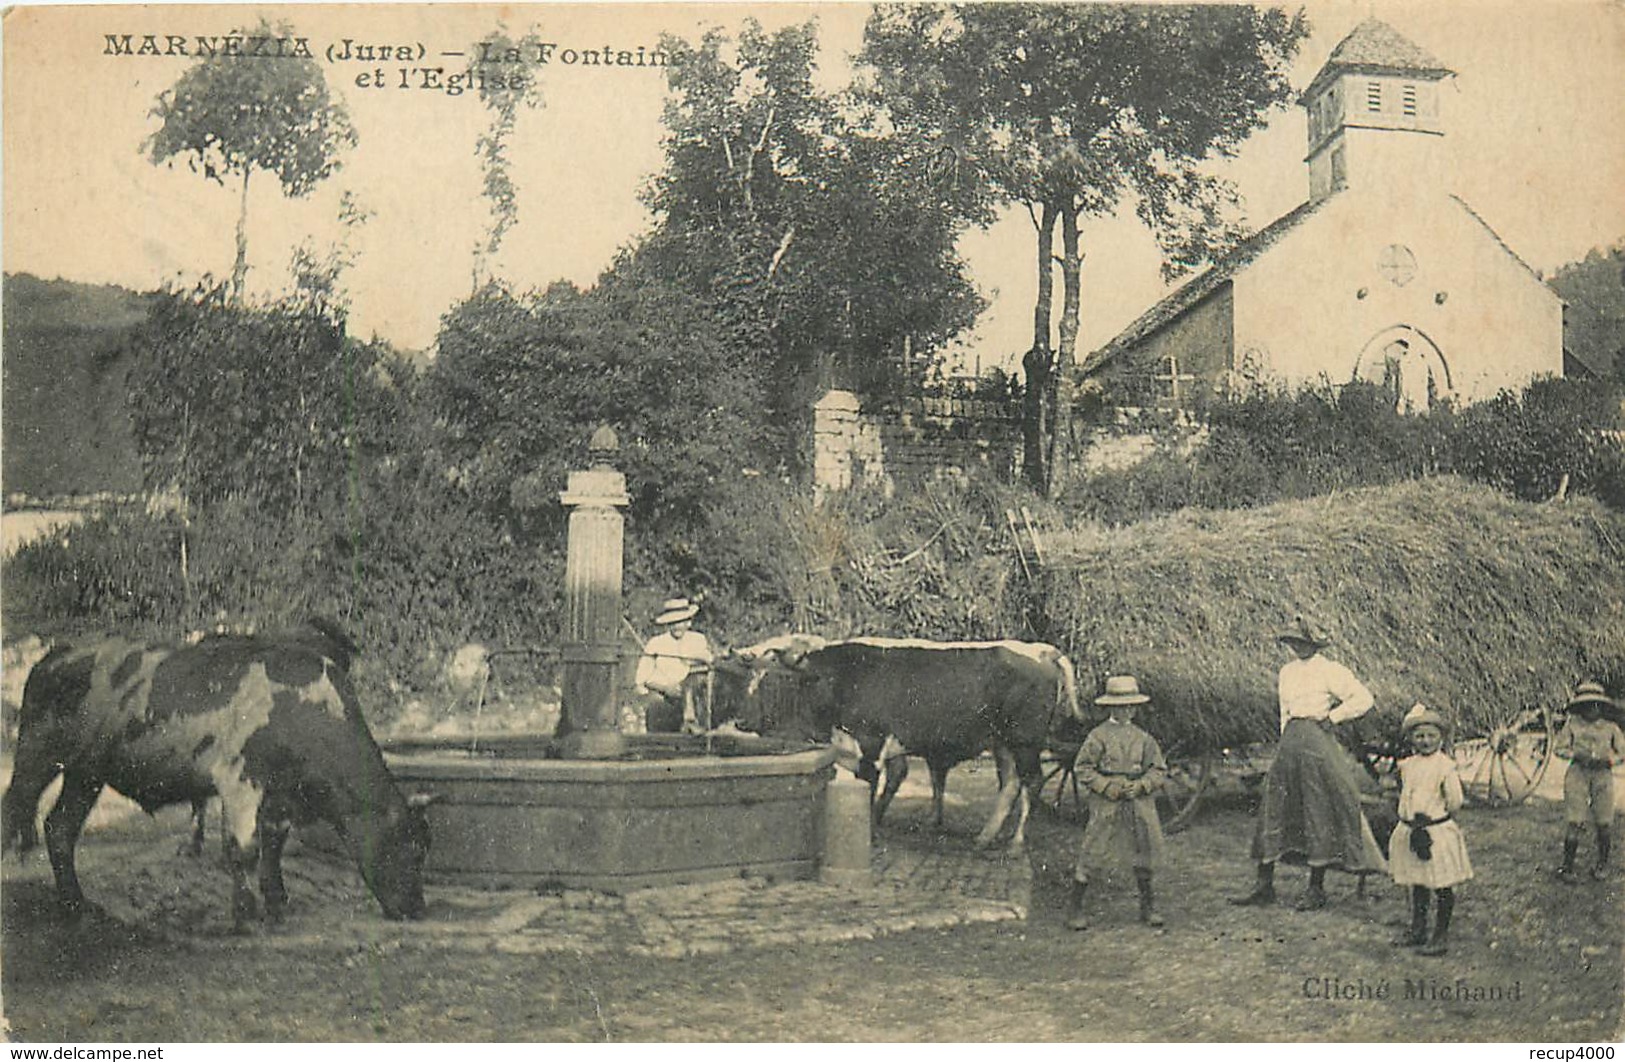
[634,597,715,734]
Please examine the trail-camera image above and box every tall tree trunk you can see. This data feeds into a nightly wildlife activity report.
[231,169,251,302]
[1022,202,1058,490]
[1048,204,1083,499]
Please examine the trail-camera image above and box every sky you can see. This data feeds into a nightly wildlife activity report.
[4,0,1624,370]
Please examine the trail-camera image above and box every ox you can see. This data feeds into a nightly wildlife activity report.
[1,624,433,930]
[711,634,831,742]
[732,637,1081,851]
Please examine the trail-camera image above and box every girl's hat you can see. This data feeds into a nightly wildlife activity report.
[1095,675,1150,707]
[1277,615,1331,649]
[1567,681,1616,711]
[1402,702,1448,736]
[654,597,700,626]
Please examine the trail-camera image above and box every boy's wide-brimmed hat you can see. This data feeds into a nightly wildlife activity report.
[1095,675,1150,707]
[654,597,700,626]
[1567,681,1616,711]
[1402,702,1449,736]
[1278,614,1332,649]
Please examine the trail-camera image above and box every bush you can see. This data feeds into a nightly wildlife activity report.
[774,470,1056,641]
[1,487,556,725]
[1061,378,1622,524]
[1449,377,1625,506]
[126,285,403,516]
[3,508,187,639]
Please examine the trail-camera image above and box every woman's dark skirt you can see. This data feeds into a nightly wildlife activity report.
[1251,717,1389,873]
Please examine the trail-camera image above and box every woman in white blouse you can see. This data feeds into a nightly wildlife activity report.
[1230,616,1389,911]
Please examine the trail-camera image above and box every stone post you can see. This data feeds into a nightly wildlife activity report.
[557,426,629,759]
[820,770,872,887]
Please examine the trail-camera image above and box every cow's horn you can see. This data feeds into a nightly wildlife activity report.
[406,792,443,809]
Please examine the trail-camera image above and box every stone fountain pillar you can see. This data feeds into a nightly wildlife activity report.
[557,426,630,759]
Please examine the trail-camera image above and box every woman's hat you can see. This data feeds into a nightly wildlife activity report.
[1095,675,1150,707]
[1402,702,1448,736]
[1278,614,1331,649]
[654,597,700,626]
[1567,681,1616,711]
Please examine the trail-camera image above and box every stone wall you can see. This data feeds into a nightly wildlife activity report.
[812,389,1019,499]
[1074,408,1209,474]
[812,390,1210,498]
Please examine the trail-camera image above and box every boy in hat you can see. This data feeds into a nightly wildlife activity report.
[1553,681,1625,882]
[1066,675,1168,931]
[1389,704,1472,956]
[634,597,714,733]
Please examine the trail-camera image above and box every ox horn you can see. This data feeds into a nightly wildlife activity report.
[405,792,445,809]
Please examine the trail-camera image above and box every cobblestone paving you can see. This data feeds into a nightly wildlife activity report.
[5,764,1033,959]
[230,828,1032,958]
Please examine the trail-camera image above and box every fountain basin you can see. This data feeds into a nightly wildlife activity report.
[378,733,839,892]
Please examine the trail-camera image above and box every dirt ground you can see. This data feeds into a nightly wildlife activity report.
[2,771,1620,1043]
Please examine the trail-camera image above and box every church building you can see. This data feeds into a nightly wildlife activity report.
[1082,19,1563,412]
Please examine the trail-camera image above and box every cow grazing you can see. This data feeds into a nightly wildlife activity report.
[773,637,1082,851]
[1,625,432,930]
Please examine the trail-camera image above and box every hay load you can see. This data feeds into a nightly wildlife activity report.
[1031,477,1625,754]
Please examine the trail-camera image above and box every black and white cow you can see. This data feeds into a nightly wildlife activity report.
[731,637,1081,851]
[1,623,433,929]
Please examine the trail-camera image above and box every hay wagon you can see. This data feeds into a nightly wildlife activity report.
[1022,479,1625,832]
[1036,697,1575,831]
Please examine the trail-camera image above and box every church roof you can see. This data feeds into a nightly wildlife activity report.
[1327,18,1451,72]
[1081,192,1555,378]
[1303,19,1454,101]
[1447,194,1545,286]
[1079,194,1336,374]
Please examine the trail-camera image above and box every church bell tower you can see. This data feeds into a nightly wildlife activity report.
[1302,19,1455,203]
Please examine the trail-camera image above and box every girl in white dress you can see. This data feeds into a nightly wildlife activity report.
[1389,703,1473,956]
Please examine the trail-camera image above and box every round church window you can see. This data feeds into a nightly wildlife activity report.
[1378,244,1417,287]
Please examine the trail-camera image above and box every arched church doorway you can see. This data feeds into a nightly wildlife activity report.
[1353,326,1452,411]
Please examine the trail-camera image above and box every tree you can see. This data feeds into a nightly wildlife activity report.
[1548,243,1625,384]
[146,19,356,299]
[124,284,410,621]
[861,4,1310,492]
[126,285,401,518]
[427,271,769,540]
[288,189,373,320]
[641,20,988,446]
[470,28,546,290]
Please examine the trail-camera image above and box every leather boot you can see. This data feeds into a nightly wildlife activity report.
[1295,866,1329,910]
[1558,833,1581,883]
[1418,888,1453,956]
[1135,868,1165,927]
[1392,885,1429,947]
[1229,862,1276,906]
[1065,879,1090,931]
[1593,826,1612,880]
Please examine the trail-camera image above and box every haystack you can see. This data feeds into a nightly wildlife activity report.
[1031,477,1625,754]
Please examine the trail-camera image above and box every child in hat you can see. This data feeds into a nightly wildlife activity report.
[1389,704,1472,956]
[634,597,714,733]
[1553,682,1625,882]
[1066,675,1168,931]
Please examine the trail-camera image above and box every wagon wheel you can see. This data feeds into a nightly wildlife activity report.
[1159,753,1215,834]
[1453,705,1558,807]
[1038,748,1085,821]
